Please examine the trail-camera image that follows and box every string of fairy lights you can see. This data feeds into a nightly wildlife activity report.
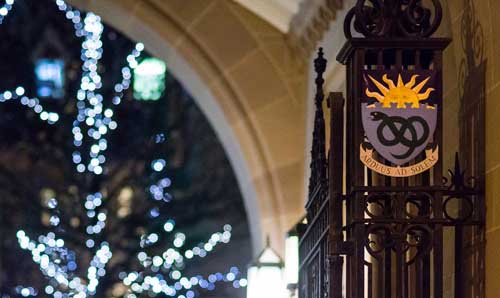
[61,2,143,175]
[0,0,14,24]
[0,86,60,124]
[4,1,247,298]
[16,231,112,298]
[124,224,246,298]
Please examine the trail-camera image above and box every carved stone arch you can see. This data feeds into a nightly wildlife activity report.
[66,0,308,254]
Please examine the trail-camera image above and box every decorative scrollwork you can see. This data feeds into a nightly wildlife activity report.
[365,224,433,264]
[402,225,433,264]
[443,195,474,222]
[442,152,478,191]
[344,0,443,39]
[365,192,393,218]
[404,192,433,219]
[365,224,395,257]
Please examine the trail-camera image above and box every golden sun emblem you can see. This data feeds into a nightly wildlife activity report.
[366,74,435,109]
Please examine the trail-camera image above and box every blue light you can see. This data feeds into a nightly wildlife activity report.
[37,86,51,97]
[35,59,65,99]
[67,261,77,271]
[149,208,160,218]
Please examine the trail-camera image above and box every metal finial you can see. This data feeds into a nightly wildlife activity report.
[448,152,466,190]
[314,47,326,78]
[314,48,327,108]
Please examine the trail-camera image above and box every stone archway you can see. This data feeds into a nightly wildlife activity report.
[66,0,308,254]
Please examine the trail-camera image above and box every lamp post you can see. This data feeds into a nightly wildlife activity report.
[247,237,286,298]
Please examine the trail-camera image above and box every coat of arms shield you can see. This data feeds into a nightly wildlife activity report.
[361,70,438,171]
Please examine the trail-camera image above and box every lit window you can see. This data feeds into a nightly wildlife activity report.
[133,57,166,101]
[35,59,65,99]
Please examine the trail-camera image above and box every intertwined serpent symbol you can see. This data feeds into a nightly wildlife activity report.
[370,111,429,160]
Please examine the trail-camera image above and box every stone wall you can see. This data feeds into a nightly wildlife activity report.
[442,0,500,296]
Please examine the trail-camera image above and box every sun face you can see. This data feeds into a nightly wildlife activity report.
[365,74,435,109]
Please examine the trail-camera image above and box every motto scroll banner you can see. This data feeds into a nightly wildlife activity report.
[360,70,439,177]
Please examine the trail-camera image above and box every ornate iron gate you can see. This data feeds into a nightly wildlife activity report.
[298,1,485,298]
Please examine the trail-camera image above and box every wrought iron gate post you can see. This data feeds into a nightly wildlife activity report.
[299,1,485,298]
[328,92,346,298]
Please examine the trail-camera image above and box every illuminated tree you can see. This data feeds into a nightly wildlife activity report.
[0,1,250,298]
